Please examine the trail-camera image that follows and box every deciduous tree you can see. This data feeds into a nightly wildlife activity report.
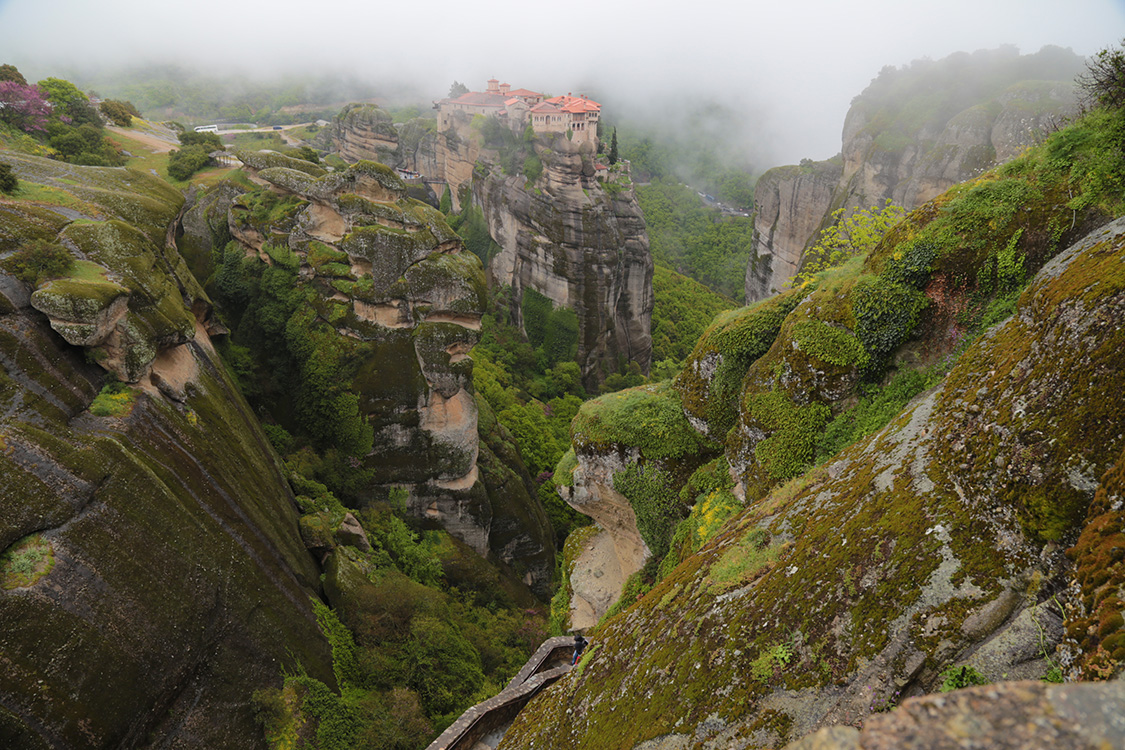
[0,81,50,132]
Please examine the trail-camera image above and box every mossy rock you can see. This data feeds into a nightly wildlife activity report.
[572,380,717,463]
[258,166,321,195]
[498,215,1125,750]
[674,289,804,438]
[236,149,327,178]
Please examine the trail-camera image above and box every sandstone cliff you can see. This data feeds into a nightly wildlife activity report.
[323,102,401,166]
[472,136,653,389]
[745,48,1082,302]
[0,153,333,749]
[324,105,654,389]
[205,150,556,596]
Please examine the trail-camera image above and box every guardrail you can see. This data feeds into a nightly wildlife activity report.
[426,636,577,750]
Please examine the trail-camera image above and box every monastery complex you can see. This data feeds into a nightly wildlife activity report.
[436,79,601,146]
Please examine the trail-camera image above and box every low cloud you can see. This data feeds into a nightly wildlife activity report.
[1,0,1121,165]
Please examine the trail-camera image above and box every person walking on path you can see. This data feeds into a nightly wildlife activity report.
[571,634,588,665]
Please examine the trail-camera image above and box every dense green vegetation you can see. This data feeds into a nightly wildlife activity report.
[167,130,223,180]
[636,179,753,300]
[650,265,737,367]
[98,99,140,127]
[470,292,591,543]
[251,479,548,747]
[0,67,126,166]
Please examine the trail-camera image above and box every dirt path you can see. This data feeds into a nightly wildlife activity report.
[107,125,178,153]
[568,525,628,631]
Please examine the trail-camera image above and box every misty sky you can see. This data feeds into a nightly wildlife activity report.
[1,0,1122,165]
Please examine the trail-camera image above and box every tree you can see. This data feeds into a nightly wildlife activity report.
[37,77,99,126]
[0,81,50,132]
[448,81,469,99]
[1078,38,1125,110]
[99,100,140,127]
[0,163,18,195]
[790,202,907,288]
[178,130,222,150]
[609,127,619,165]
[167,145,213,181]
[0,64,26,85]
[438,186,452,214]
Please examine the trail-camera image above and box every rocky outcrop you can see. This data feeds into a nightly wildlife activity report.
[501,87,1125,742]
[496,212,1125,750]
[218,156,556,595]
[325,103,400,165]
[785,681,1125,750]
[744,159,840,313]
[0,155,333,749]
[557,448,650,620]
[745,51,1081,303]
[473,136,653,388]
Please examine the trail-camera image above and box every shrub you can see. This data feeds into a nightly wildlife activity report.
[523,154,543,183]
[613,462,683,557]
[99,99,140,127]
[938,665,989,692]
[0,162,18,194]
[2,239,73,286]
[710,527,779,591]
[167,145,213,181]
[90,382,137,417]
[179,130,223,150]
[1078,38,1125,110]
[0,534,55,589]
[852,275,927,373]
[746,390,832,480]
[0,81,49,133]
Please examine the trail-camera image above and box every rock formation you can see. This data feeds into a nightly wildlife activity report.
[784,681,1125,750]
[208,150,556,596]
[499,209,1125,750]
[745,48,1083,303]
[332,103,655,390]
[472,135,653,389]
[323,102,401,166]
[0,153,333,749]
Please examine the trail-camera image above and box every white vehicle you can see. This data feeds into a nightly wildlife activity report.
[194,125,219,133]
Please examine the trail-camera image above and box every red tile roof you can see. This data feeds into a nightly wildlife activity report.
[529,102,562,113]
[506,88,542,97]
[544,94,601,113]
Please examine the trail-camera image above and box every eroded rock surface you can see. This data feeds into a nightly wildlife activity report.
[0,155,332,749]
[215,156,556,595]
[745,58,1080,303]
[497,216,1125,750]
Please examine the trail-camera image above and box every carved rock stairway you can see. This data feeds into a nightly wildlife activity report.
[427,636,578,750]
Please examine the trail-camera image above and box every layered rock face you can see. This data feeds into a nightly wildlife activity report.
[499,213,1125,750]
[744,160,843,304]
[0,154,333,749]
[324,102,401,166]
[473,136,654,389]
[328,105,654,389]
[224,151,555,595]
[745,57,1079,302]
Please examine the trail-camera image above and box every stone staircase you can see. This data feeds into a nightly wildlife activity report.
[426,636,577,750]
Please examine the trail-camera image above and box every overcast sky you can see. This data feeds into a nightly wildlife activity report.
[0,0,1121,165]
